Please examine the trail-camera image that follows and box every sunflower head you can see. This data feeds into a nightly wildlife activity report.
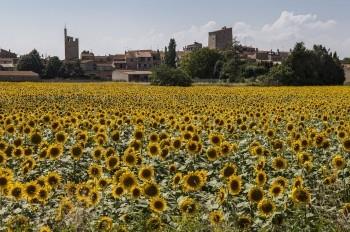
[272,157,288,170]
[332,155,346,170]
[209,210,224,225]
[143,182,160,198]
[149,196,167,213]
[227,175,242,196]
[182,170,207,192]
[291,187,311,205]
[248,186,264,203]
[258,198,276,217]
[138,165,154,181]
[179,197,198,215]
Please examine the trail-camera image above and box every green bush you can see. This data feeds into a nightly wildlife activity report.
[150,65,192,86]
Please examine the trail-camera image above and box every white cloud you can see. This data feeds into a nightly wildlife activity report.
[233,11,339,52]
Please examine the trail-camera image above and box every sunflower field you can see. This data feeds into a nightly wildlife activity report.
[0,83,350,232]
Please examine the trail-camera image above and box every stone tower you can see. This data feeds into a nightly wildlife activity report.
[64,27,79,61]
[208,27,233,50]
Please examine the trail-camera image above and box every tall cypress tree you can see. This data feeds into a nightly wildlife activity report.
[165,39,177,68]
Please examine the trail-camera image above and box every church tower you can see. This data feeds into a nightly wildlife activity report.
[64,26,79,61]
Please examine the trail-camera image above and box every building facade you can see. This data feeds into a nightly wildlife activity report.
[113,50,161,71]
[208,27,233,50]
[184,42,203,52]
[64,27,79,61]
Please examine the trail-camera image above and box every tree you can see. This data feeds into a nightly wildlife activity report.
[58,61,84,78]
[266,42,345,85]
[150,65,192,86]
[219,38,243,82]
[181,48,223,79]
[165,39,177,68]
[17,49,44,76]
[43,56,63,78]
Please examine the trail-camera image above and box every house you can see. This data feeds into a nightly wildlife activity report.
[0,71,40,82]
[345,64,350,84]
[112,69,152,82]
[0,49,18,71]
[184,42,203,52]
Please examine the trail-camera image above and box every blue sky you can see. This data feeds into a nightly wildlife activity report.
[1,0,350,58]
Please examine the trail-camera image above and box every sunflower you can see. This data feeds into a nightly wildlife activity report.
[119,171,137,190]
[0,174,11,191]
[269,183,284,198]
[149,132,159,143]
[272,176,288,189]
[92,147,104,161]
[111,184,125,199]
[297,152,313,165]
[0,152,7,165]
[272,156,288,170]
[89,189,100,206]
[256,171,267,186]
[149,196,167,213]
[65,182,77,197]
[97,216,113,232]
[13,147,24,158]
[343,138,350,152]
[129,139,142,151]
[106,155,119,171]
[291,187,311,205]
[146,216,162,230]
[98,178,110,190]
[24,181,39,199]
[76,184,91,200]
[138,165,154,182]
[55,131,67,143]
[56,197,75,221]
[183,170,207,192]
[332,155,346,170]
[207,146,220,161]
[209,133,222,146]
[179,197,198,215]
[148,143,160,157]
[227,175,242,196]
[48,144,62,159]
[237,215,252,229]
[130,185,142,199]
[134,128,144,140]
[258,198,276,217]
[342,203,350,217]
[143,182,160,198]
[9,182,23,200]
[172,172,182,188]
[46,172,61,189]
[111,130,120,142]
[248,186,264,203]
[88,163,102,179]
[37,187,50,202]
[221,163,237,179]
[216,187,227,204]
[71,144,84,160]
[160,146,170,160]
[123,152,138,167]
[186,140,199,155]
[292,176,304,189]
[39,225,52,232]
[209,210,224,225]
[171,138,182,150]
[30,132,42,145]
[220,141,232,156]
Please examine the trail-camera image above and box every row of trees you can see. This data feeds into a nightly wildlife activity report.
[17,49,84,79]
[262,43,345,85]
[152,38,345,86]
